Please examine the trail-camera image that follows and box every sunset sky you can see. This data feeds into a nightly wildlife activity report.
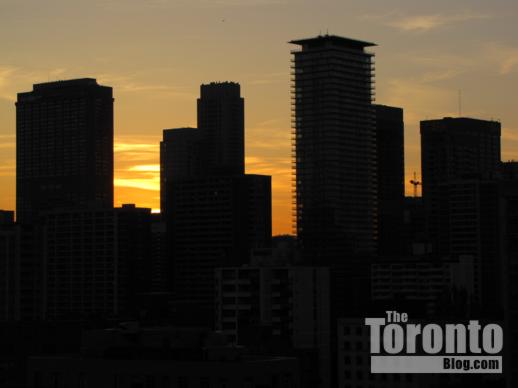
[1,0,518,234]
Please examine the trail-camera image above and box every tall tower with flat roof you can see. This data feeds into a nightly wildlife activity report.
[290,35,377,262]
[16,78,113,224]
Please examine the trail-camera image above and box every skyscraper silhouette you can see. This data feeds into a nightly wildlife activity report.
[160,127,203,213]
[16,78,113,224]
[420,117,501,254]
[197,82,245,176]
[163,83,271,326]
[290,35,377,262]
[375,104,404,256]
[168,174,271,326]
[161,83,245,214]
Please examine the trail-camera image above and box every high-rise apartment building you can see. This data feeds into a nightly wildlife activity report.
[16,78,113,224]
[374,105,404,256]
[420,117,501,253]
[41,205,151,321]
[167,174,271,326]
[215,265,330,388]
[161,83,245,214]
[197,82,245,176]
[290,35,377,261]
[160,127,203,213]
[162,83,272,326]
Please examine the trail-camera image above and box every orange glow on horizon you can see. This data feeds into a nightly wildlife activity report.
[1,1,517,235]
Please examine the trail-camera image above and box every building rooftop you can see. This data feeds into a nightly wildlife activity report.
[33,78,100,90]
[200,81,241,98]
[17,78,111,100]
[289,34,376,49]
[162,127,200,141]
[421,116,501,124]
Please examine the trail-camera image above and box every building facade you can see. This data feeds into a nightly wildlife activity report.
[420,117,501,254]
[215,265,330,388]
[197,82,245,176]
[168,175,272,326]
[27,326,300,388]
[41,205,151,321]
[374,104,405,256]
[290,35,377,261]
[16,78,113,224]
[160,127,203,213]
[0,211,16,322]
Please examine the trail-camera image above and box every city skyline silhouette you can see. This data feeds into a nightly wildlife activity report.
[1,0,518,235]
[1,3,518,385]
[0,11,516,386]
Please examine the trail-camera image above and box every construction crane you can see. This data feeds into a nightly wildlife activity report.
[410,172,421,198]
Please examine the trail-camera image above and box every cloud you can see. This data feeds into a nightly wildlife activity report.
[365,11,493,32]
[178,0,289,7]
[0,66,74,102]
[0,142,15,149]
[98,0,287,8]
[114,137,159,166]
[0,161,15,177]
[207,0,287,5]
[407,53,479,82]
[420,69,464,83]
[114,141,157,153]
[246,72,287,86]
[0,67,193,100]
[114,136,160,192]
[114,177,159,191]
[97,73,194,97]
[246,125,290,151]
[0,67,16,86]
[0,134,15,150]
[502,127,518,143]
[0,66,19,101]
[379,77,458,124]
[128,164,160,172]
[483,43,518,75]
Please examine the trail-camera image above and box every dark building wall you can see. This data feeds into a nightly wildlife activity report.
[160,127,203,213]
[0,213,16,322]
[215,266,331,388]
[27,355,300,388]
[167,175,271,326]
[290,35,377,261]
[401,197,428,255]
[150,213,168,293]
[197,82,245,176]
[41,205,151,321]
[16,78,113,224]
[420,117,501,253]
[374,104,404,256]
[0,210,14,225]
[436,178,512,319]
[0,322,82,388]
[501,181,518,388]
[15,225,42,321]
[161,82,272,327]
